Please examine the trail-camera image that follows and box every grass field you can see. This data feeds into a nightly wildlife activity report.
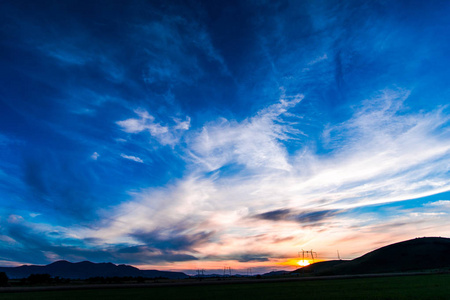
[1,274,450,300]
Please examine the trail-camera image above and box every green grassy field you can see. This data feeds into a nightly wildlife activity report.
[2,274,450,300]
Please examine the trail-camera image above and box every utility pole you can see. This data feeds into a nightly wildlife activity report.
[299,249,306,261]
[299,248,317,263]
[310,250,317,263]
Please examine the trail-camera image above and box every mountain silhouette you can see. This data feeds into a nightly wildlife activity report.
[293,237,450,275]
[0,260,188,279]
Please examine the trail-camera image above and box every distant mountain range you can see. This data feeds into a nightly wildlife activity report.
[293,237,450,275]
[0,260,188,279]
[262,270,290,276]
[2,237,449,280]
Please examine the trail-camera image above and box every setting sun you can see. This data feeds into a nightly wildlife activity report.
[297,260,311,267]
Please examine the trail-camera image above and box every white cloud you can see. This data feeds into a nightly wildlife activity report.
[117,110,190,146]
[174,116,191,130]
[91,152,100,160]
[120,154,144,163]
[426,200,450,208]
[303,89,450,208]
[117,118,150,134]
[307,53,328,65]
[430,200,450,206]
[188,94,304,171]
[77,89,450,264]
[7,215,24,224]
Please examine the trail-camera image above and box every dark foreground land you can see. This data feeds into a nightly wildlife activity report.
[1,273,450,300]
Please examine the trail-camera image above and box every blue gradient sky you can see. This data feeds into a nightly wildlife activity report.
[1,0,450,273]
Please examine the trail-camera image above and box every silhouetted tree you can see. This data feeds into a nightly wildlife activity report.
[87,276,106,284]
[0,272,8,287]
[27,273,52,285]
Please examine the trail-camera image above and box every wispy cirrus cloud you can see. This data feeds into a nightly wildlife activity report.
[307,53,328,66]
[140,15,230,86]
[81,88,450,266]
[120,154,144,164]
[3,88,450,269]
[117,110,190,147]
[426,200,450,208]
[188,94,304,172]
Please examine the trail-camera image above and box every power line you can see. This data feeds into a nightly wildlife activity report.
[299,249,317,263]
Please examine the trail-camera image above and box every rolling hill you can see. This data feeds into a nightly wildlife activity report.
[0,260,188,279]
[293,237,450,275]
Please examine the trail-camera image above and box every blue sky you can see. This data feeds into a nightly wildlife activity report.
[1,0,450,273]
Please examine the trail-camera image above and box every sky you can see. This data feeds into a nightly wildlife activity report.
[1,0,450,274]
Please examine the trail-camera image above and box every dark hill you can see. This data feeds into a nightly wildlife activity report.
[293,237,450,275]
[262,270,290,277]
[0,260,188,279]
[293,260,349,274]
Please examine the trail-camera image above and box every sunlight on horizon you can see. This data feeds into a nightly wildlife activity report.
[297,260,311,267]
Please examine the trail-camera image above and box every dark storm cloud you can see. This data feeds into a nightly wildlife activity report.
[295,210,340,223]
[205,253,270,263]
[235,254,269,263]
[254,209,292,221]
[115,245,198,264]
[0,221,114,264]
[6,222,51,251]
[131,229,214,252]
[253,208,343,225]
[0,220,199,265]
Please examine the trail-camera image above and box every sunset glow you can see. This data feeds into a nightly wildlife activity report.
[0,1,450,275]
[278,258,321,269]
[297,260,311,267]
